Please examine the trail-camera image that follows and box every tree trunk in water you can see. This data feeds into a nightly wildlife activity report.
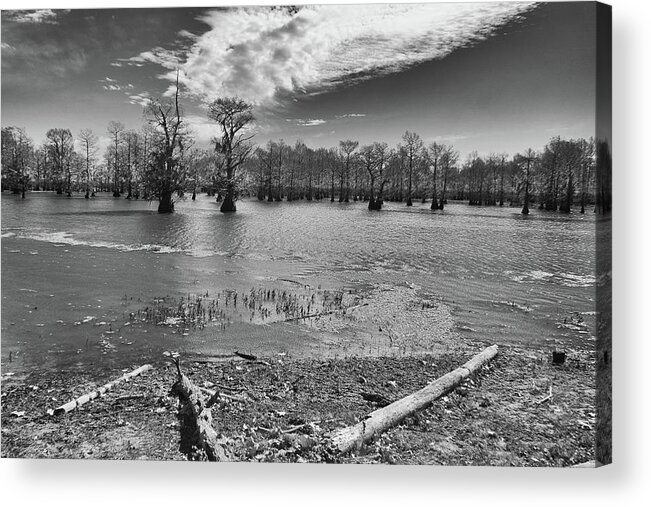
[220,195,236,212]
[221,172,237,212]
[158,191,174,213]
[368,197,382,210]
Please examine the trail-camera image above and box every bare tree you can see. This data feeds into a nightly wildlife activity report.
[107,121,125,197]
[427,142,443,210]
[401,131,423,206]
[143,73,191,213]
[45,128,74,195]
[361,142,390,210]
[207,97,255,212]
[78,129,98,198]
[438,145,458,210]
[515,148,537,215]
[338,140,358,203]
[1,126,33,198]
[497,153,507,206]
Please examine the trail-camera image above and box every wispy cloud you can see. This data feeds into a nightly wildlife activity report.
[126,92,151,108]
[336,113,366,119]
[99,77,134,92]
[295,119,327,127]
[117,46,182,69]
[3,9,62,24]
[143,3,536,105]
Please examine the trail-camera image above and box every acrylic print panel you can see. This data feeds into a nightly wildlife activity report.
[1,2,611,466]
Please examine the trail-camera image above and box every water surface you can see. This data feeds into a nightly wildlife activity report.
[1,192,597,372]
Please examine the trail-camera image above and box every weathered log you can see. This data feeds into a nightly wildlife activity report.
[171,359,229,461]
[49,364,153,416]
[330,345,499,453]
[234,350,257,361]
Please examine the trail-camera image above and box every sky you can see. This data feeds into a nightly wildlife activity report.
[1,1,598,159]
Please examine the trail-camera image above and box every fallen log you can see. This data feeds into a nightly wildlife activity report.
[170,357,229,461]
[234,350,257,361]
[330,345,499,454]
[49,364,153,416]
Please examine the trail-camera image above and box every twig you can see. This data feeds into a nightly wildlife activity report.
[282,423,311,434]
[536,385,553,405]
[199,386,248,407]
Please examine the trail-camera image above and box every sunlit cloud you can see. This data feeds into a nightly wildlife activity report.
[3,9,63,24]
[146,3,538,105]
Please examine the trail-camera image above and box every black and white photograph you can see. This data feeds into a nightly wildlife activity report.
[2,0,612,472]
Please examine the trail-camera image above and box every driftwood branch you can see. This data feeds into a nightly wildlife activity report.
[49,364,153,416]
[198,386,248,407]
[170,356,229,461]
[330,345,499,453]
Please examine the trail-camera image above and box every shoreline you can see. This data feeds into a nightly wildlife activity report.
[1,344,596,465]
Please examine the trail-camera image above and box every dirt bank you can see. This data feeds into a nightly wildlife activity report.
[1,344,596,465]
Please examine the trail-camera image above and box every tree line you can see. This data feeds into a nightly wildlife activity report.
[2,92,611,214]
[1,77,253,213]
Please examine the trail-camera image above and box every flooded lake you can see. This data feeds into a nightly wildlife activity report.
[1,193,597,373]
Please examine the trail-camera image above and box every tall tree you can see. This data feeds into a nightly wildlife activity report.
[578,138,595,214]
[1,126,33,198]
[339,140,358,203]
[401,131,423,206]
[143,74,191,213]
[208,97,255,212]
[515,148,537,215]
[45,128,74,195]
[427,142,443,210]
[77,128,98,198]
[107,121,125,197]
[497,153,507,206]
[362,142,390,210]
[438,145,458,210]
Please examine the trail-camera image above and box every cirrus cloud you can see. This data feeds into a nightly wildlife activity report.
[162,3,537,106]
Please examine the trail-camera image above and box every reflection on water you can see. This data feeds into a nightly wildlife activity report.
[1,192,597,370]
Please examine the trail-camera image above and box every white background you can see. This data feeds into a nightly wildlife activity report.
[1,0,649,505]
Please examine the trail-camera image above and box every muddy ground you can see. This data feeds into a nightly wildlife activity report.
[1,346,596,465]
[1,282,597,465]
